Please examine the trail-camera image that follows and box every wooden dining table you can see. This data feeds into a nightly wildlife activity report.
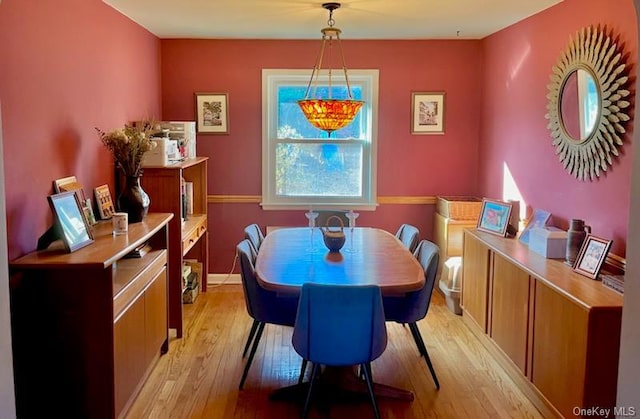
[255,227,425,402]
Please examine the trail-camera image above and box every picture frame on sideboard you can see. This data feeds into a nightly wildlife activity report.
[477,198,513,237]
[47,191,94,253]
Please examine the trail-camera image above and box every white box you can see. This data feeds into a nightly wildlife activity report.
[142,138,170,166]
[529,227,567,259]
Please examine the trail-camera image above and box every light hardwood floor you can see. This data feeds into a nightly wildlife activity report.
[126,285,544,418]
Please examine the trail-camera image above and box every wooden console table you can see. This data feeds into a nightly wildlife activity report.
[9,213,173,419]
[461,229,623,418]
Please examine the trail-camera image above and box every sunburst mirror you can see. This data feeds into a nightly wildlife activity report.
[545,25,632,181]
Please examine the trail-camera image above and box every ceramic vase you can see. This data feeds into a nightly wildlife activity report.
[118,176,150,223]
[565,219,590,266]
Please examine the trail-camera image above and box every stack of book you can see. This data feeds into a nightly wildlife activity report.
[182,259,202,304]
[601,274,624,294]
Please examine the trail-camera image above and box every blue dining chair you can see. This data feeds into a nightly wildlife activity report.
[236,239,299,390]
[240,224,262,357]
[395,224,420,253]
[383,239,440,390]
[244,223,265,254]
[292,283,387,419]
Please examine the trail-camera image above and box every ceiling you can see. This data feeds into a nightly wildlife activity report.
[103,0,563,40]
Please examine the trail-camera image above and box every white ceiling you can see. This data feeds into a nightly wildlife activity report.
[103,0,563,40]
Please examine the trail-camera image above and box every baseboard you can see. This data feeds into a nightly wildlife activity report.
[207,273,241,285]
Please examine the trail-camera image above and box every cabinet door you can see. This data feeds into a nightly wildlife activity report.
[532,280,588,418]
[461,233,490,331]
[490,254,530,373]
[114,296,146,416]
[145,269,168,362]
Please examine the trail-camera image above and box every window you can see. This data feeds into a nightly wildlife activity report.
[261,69,379,210]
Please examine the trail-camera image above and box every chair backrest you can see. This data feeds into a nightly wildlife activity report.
[292,283,387,366]
[244,223,265,254]
[404,240,440,321]
[236,239,298,326]
[395,224,420,253]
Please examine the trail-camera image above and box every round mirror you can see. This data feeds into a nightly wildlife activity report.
[559,69,599,142]
[545,25,631,181]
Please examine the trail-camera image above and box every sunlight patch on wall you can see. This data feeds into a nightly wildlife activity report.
[503,162,526,226]
[507,43,531,88]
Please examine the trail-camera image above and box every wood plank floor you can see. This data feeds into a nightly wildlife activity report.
[126,285,544,418]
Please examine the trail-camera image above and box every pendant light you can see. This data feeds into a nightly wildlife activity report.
[298,2,364,136]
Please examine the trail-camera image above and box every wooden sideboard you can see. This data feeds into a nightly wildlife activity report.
[461,229,623,418]
[140,157,209,337]
[9,213,173,419]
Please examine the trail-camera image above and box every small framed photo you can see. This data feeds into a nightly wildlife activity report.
[411,92,445,135]
[477,198,513,237]
[518,208,552,245]
[94,184,115,219]
[47,191,94,253]
[195,92,229,134]
[573,235,612,279]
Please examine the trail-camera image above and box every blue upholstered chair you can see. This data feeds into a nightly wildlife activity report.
[383,239,441,389]
[395,224,420,253]
[293,283,388,419]
[244,223,265,254]
[240,224,262,357]
[236,239,299,389]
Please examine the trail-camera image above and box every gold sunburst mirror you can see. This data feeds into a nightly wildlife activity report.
[545,25,632,181]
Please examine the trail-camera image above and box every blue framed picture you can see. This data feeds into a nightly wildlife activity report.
[518,209,552,245]
[477,198,513,237]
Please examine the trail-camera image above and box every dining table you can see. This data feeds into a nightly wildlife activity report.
[255,226,425,403]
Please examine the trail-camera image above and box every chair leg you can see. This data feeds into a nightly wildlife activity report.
[302,362,320,419]
[408,322,425,356]
[242,319,260,358]
[298,359,308,384]
[361,362,381,419]
[239,322,265,390]
[409,322,440,390]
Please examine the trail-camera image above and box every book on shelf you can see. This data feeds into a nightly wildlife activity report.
[601,274,624,294]
[123,242,151,259]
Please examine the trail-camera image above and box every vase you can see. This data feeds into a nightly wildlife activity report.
[565,219,591,266]
[118,176,150,223]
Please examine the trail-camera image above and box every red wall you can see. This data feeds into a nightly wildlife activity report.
[161,40,483,272]
[0,0,162,260]
[481,0,637,256]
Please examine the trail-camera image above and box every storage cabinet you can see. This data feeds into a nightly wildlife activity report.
[489,253,531,374]
[140,157,208,337]
[461,233,491,331]
[461,229,623,418]
[9,213,173,419]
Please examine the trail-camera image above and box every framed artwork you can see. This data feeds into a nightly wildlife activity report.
[411,92,445,134]
[573,235,612,279]
[194,92,229,134]
[94,184,115,219]
[47,191,94,253]
[518,208,552,245]
[477,198,513,237]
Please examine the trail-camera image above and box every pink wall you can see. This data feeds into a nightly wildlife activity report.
[0,0,162,260]
[161,39,483,272]
[481,0,637,256]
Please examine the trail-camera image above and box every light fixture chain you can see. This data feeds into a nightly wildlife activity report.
[335,33,354,100]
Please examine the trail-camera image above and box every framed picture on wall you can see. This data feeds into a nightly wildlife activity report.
[573,235,612,279]
[194,92,229,134]
[477,198,513,237]
[411,92,445,135]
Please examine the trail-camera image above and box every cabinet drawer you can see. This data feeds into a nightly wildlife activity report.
[182,216,207,254]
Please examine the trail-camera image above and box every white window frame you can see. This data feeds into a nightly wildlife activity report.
[261,69,379,210]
